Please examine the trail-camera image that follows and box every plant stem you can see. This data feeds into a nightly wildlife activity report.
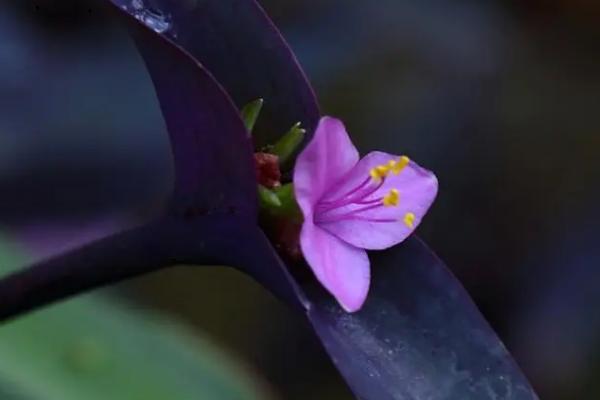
[0,220,172,323]
[0,216,306,323]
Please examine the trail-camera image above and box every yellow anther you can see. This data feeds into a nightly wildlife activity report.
[391,156,410,175]
[377,165,390,175]
[404,212,416,228]
[382,189,400,207]
[370,168,382,182]
[370,165,391,182]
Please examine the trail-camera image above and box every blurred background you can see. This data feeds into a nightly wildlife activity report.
[1,0,599,399]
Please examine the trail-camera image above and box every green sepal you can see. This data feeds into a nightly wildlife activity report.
[257,183,302,222]
[271,122,305,165]
[240,98,264,134]
[270,184,302,222]
[258,185,282,208]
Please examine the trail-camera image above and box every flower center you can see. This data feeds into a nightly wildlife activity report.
[316,156,416,227]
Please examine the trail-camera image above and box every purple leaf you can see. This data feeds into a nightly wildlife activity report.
[305,236,539,400]
[122,14,257,216]
[111,0,320,146]
[119,19,310,309]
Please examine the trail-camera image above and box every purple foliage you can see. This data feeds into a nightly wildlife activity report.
[0,1,539,399]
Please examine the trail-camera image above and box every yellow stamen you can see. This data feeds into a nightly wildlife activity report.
[382,189,400,207]
[404,212,416,228]
[391,156,410,175]
[377,165,390,175]
[369,168,382,182]
[370,165,390,182]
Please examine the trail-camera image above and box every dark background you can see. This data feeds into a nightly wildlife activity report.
[1,0,599,399]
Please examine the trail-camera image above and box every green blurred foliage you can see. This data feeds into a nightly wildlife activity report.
[0,236,272,400]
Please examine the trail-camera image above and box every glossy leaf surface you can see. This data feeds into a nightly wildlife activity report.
[306,237,539,400]
[111,0,320,146]
[116,12,257,216]
[104,2,309,307]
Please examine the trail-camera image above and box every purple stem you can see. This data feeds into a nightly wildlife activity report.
[0,215,305,323]
[0,222,164,322]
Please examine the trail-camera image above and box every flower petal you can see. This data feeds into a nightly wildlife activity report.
[294,117,359,219]
[300,221,370,312]
[319,151,438,250]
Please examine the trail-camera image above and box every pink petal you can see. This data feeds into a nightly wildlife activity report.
[294,117,359,220]
[319,151,438,250]
[300,220,370,312]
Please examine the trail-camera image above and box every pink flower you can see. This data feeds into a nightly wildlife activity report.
[294,117,438,312]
